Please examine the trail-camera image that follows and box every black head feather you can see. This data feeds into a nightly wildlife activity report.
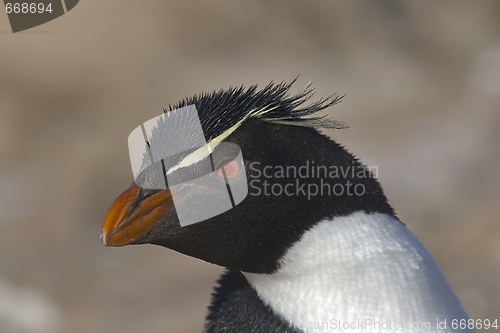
[136,81,395,274]
[166,80,347,143]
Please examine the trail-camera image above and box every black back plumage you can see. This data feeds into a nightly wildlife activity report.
[204,269,301,333]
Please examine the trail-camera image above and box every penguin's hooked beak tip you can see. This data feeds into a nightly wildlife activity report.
[100,184,174,246]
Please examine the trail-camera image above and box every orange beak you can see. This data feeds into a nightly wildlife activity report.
[100,184,174,246]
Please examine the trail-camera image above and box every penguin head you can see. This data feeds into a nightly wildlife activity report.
[101,81,394,274]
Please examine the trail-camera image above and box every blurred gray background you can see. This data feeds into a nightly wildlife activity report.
[1,1,500,332]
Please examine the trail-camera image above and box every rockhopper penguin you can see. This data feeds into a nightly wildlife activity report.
[101,81,474,332]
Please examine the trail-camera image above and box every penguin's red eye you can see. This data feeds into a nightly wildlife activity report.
[217,161,239,179]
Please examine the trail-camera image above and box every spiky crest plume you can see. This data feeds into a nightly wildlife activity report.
[164,79,347,143]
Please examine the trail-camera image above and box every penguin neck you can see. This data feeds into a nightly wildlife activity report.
[242,211,471,332]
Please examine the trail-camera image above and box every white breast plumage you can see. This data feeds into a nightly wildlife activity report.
[243,212,473,332]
